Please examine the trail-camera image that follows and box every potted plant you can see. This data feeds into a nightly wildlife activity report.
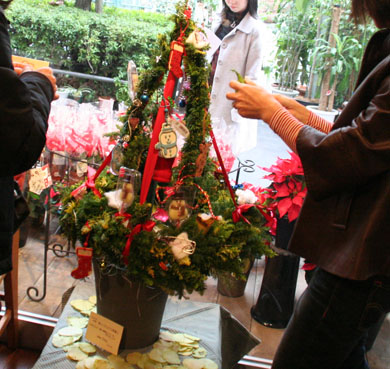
[250,152,307,328]
[272,0,375,120]
[270,0,317,97]
[214,187,274,298]
[59,0,273,349]
[257,151,307,226]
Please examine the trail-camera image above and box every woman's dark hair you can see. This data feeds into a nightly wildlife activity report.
[222,0,258,19]
[0,0,13,9]
[351,0,390,28]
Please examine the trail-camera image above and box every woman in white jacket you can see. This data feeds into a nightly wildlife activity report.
[209,0,262,154]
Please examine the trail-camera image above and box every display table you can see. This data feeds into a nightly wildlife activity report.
[32,279,259,369]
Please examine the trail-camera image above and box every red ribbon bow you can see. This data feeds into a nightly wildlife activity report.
[122,220,156,264]
[71,151,113,199]
[232,204,274,227]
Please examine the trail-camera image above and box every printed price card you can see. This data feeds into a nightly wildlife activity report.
[85,312,124,355]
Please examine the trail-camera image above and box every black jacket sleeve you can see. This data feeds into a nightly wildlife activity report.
[0,8,54,176]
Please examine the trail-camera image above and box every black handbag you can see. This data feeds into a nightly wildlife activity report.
[13,180,30,233]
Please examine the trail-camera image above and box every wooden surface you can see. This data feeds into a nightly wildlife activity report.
[0,344,40,369]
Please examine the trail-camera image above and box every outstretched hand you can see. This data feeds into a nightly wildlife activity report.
[226,77,282,123]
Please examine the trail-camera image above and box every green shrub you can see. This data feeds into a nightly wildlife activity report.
[7,0,172,100]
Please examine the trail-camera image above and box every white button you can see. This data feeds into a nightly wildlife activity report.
[215,77,219,82]
[212,94,216,99]
[221,43,227,49]
[218,60,223,65]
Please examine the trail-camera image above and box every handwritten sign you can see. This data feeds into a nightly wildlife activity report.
[85,312,123,355]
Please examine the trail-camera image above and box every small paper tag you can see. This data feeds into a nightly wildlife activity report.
[170,118,190,138]
[28,164,53,195]
[85,312,124,355]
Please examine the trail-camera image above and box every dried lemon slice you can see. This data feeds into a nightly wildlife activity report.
[71,299,94,312]
[162,349,181,365]
[76,359,87,369]
[192,348,207,359]
[183,334,200,342]
[79,342,97,355]
[58,326,83,337]
[67,316,89,329]
[67,346,89,361]
[198,358,218,369]
[89,295,97,305]
[126,352,142,365]
[52,333,74,348]
[148,348,166,363]
[107,354,134,369]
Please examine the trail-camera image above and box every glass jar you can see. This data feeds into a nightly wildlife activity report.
[116,167,141,212]
[165,186,196,227]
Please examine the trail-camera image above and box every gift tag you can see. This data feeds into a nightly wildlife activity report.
[29,164,53,195]
[170,117,190,138]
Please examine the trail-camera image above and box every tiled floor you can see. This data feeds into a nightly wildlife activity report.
[10,218,390,368]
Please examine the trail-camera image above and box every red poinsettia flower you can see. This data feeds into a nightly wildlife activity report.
[257,152,307,224]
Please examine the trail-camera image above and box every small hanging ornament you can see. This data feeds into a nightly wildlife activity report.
[155,120,178,159]
[179,97,186,108]
[127,60,138,101]
[122,134,131,142]
[71,247,93,279]
[165,187,196,227]
[140,92,149,104]
[186,29,209,50]
[168,232,196,265]
[128,116,140,131]
[116,167,141,213]
[168,40,184,79]
[109,142,124,176]
[169,117,189,139]
[195,142,212,177]
[196,213,216,234]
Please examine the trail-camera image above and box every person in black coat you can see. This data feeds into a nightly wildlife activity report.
[0,0,57,275]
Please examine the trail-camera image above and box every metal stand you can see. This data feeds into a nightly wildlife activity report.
[26,199,75,302]
[229,159,256,186]
[25,150,86,302]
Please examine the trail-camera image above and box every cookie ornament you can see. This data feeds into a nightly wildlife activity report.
[155,122,178,159]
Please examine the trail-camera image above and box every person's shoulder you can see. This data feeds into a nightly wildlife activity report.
[239,13,262,35]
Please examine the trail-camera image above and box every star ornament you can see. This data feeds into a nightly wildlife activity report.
[169,232,196,261]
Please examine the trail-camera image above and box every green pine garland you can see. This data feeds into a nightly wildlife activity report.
[59,0,274,297]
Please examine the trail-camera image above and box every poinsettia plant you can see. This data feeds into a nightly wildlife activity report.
[257,152,307,226]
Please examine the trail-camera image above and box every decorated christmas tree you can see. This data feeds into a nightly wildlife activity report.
[59,0,274,297]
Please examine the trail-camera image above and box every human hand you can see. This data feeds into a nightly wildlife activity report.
[226,77,282,123]
[274,94,310,124]
[35,67,59,100]
[13,61,33,75]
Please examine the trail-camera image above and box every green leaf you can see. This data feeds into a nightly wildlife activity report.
[295,0,310,13]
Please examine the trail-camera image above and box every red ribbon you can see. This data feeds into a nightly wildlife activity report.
[71,151,113,199]
[122,220,156,264]
[115,212,132,225]
[209,126,238,208]
[232,204,274,226]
